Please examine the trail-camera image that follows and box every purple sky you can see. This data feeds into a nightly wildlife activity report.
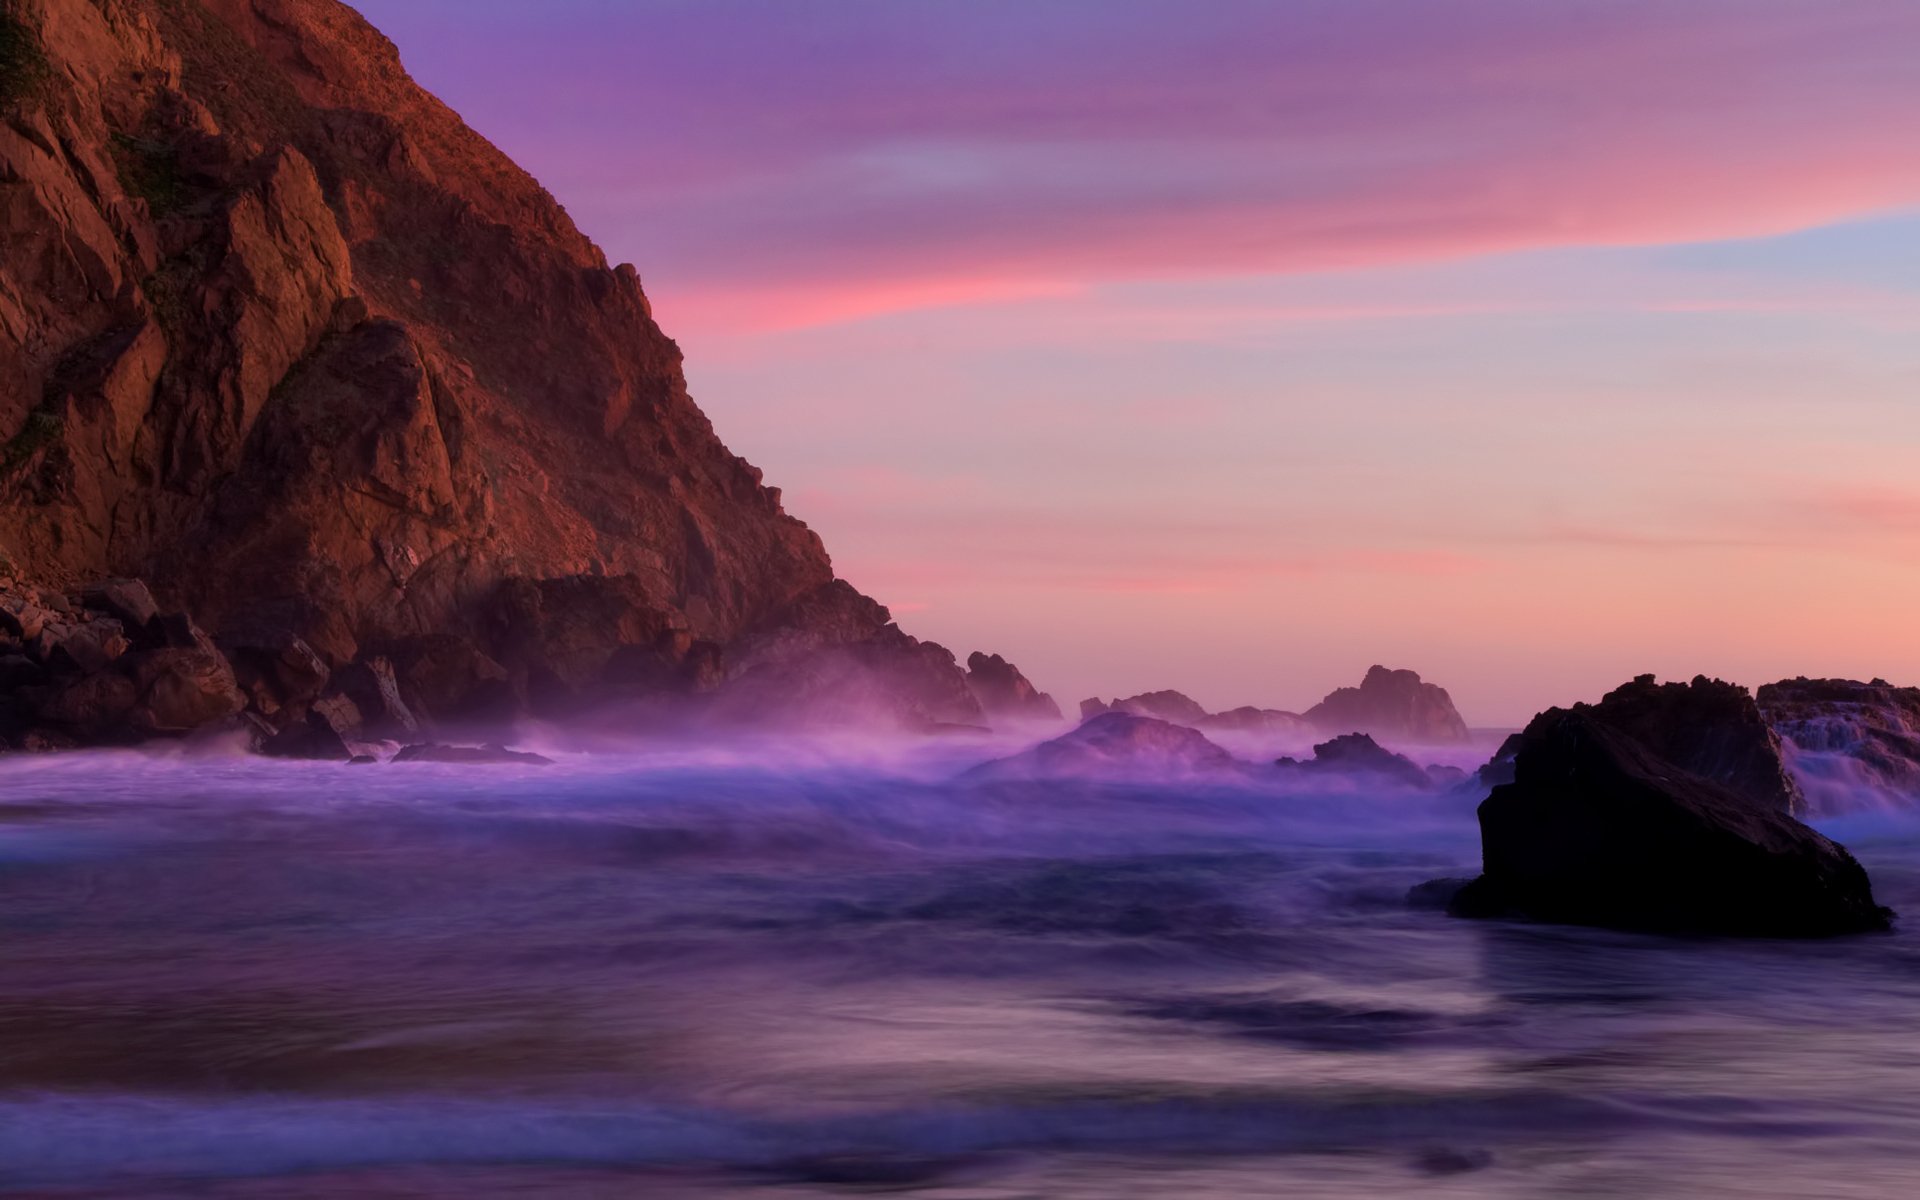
[353,0,1920,723]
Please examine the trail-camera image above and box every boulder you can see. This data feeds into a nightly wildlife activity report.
[1306,666,1469,744]
[1449,709,1890,936]
[80,579,158,628]
[964,651,1062,722]
[124,647,247,734]
[965,712,1239,782]
[1276,732,1436,789]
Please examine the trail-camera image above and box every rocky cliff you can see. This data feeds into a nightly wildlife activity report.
[0,0,985,743]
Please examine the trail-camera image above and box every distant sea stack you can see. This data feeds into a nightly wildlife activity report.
[1305,666,1470,744]
[0,0,1016,748]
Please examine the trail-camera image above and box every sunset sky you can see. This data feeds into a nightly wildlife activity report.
[353,0,1920,724]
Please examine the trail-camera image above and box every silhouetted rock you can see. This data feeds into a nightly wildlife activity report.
[965,712,1239,782]
[1450,709,1890,936]
[392,743,554,766]
[964,652,1062,722]
[1759,677,1920,814]
[1276,732,1436,789]
[1306,666,1469,744]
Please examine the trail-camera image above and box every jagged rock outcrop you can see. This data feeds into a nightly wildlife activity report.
[1197,706,1315,738]
[1305,666,1469,744]
[0,0,975,744]
[1275,732,1439,790]
[1449,707,1890,937]
[1080,690,1210,725]
[1759,677,1920,814]
[964,712,1239,782]
[1481,674,1800,813]
[964,651,1061,723]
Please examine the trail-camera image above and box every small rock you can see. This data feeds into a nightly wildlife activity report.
[390,742,554,766]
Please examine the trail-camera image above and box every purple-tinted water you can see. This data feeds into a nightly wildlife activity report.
[3,737,1919,1198]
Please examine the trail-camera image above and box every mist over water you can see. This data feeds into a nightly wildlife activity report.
[6,734,1920,1198]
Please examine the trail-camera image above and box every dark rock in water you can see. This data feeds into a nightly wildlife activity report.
[1451,709,1891,936]
[1306,665,1470,744]
[1197,705,1315,737]
[392,743,555,766]
[1080,689,1210,726]
[1276,732,1437,789]
[964,651,1062,722]
[1759,676,1920,813]
[258,712,353,762]
[965,712,1239,781]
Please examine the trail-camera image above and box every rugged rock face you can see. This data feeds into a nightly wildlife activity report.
[1450,708,1890,937]
[0,0,975,742]
[1275,732,1438,790]
[964,651,1061,723]
[1759,677,1920,814]
[1305,666,1469,744]
[1481,674,1800,813]
[965,712,1239,782]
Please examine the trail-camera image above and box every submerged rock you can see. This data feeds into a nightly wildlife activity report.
[391,743,555,766]
[965,712,1239,782]
[1305,666,1470,744]
[1451,709,1891,937]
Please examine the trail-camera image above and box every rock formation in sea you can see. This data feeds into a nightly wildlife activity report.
[964,712,1240,782]
[1758,677,1920,814]
[1448,681,1890,937]
[965,652,1062,722]
[0,0,987,749]
[1274,732,1441,790]
[1304,665,1470,744]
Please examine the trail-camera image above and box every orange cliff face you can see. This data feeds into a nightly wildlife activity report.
[0,0,986,740]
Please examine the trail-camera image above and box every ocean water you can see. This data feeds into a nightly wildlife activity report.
[2,736,1919,1198]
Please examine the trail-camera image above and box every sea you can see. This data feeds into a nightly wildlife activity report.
[1,729,1917,1198]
